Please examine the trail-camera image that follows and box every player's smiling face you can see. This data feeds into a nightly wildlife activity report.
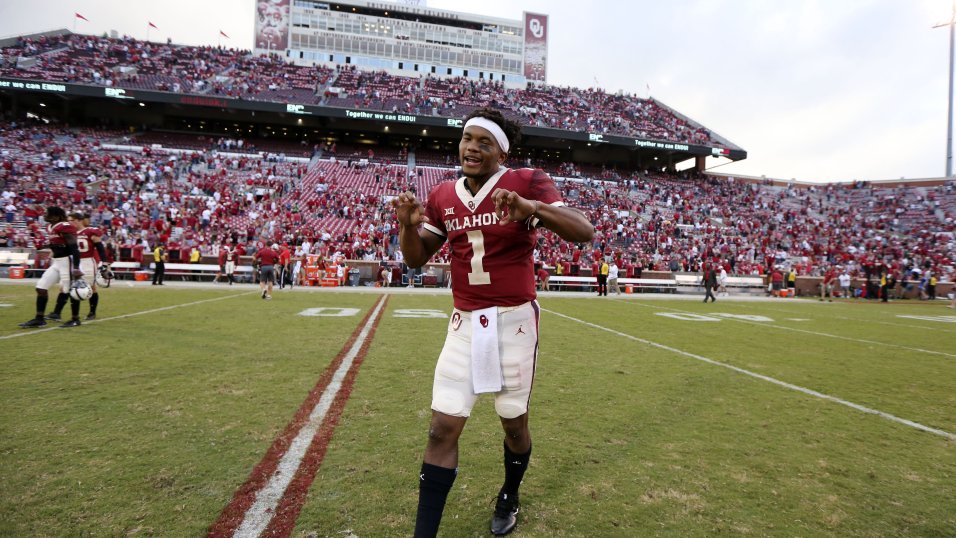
[459,125,505,182]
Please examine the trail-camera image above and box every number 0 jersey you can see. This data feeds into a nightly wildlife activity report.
[422,167,563,311]
[77,227,103,260]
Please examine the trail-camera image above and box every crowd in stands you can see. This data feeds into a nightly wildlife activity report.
[2,33,727,147]
[2,123,954,290]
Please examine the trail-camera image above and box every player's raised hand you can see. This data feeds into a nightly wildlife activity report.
[392,191,429,227]
[491,188,536,225]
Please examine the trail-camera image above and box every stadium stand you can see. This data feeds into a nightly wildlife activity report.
[1,33,731,148]
[0,30,953,294]
[2,120,953,296]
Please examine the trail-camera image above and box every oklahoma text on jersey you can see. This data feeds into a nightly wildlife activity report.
[443,211,500,232]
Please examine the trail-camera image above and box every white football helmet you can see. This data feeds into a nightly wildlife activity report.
[96,264,114,288]
[70,279,94,301]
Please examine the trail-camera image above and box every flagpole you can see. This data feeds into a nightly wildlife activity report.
[933,0,956,177]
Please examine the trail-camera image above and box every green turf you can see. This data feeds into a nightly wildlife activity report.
[1,283,954,537]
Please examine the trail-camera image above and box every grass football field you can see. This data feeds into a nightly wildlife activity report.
[0,280,954,537]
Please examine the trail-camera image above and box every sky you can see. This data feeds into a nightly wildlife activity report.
[0,0,953,183]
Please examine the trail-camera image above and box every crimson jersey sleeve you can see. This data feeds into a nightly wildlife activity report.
[421,168,564,311]
[526,168,562,207]
[47,222,78,245]
[47,222,78,259]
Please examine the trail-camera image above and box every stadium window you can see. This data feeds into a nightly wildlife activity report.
[431,66,436,73]
[398,62,404,69]
[479,72,484,79]
[346,56,351,64]
[447,67,452,75]
[414,64,419,71]
[463,69,468,77]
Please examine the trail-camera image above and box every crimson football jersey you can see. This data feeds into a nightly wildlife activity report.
[47,221,78,258]
[77,227,103,260]
[422,167,563,311]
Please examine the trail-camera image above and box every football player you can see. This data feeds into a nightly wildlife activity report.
[394,108,594,536]
[218,242,237,285]
[19,206,85,328]
[48,212,109,320]
[75,212,108,318]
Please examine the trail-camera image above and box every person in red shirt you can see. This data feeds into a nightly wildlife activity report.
[19,206,84,328]
[278,244,293,289]
[253,243,279,299]
[393,108,594,537]
[536,266,550,291]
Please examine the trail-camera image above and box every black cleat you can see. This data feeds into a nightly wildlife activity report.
[45,312,61,321]
[19,318,47,328]
[491,491,520,536]
[60,319,81,328]
[85,313,96,321]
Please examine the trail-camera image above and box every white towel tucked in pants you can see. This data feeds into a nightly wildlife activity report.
[470,306,502,393]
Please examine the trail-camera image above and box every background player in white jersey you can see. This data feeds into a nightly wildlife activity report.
[394,108,594,536]
[19,206,84,328]
[218,243,238,285]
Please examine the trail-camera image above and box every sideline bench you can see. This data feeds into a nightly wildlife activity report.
[725,276,766,290]
[106,261,255,282]
[548,276,677,293]
[674,274,766,293]
[148,262,255,281]
[0,251,34,266]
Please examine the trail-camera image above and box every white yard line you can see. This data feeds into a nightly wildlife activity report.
[626,300,956,360]
[233,295,387,538]
[543,308,956,441]
[0,292,256,340]
[713,300,956,334]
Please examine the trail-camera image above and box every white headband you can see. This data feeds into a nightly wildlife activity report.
[464,117,510,153]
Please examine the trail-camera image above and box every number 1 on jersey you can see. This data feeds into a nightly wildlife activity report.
[466,230,490,285]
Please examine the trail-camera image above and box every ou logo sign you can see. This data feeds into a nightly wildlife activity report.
[529,18,545,39]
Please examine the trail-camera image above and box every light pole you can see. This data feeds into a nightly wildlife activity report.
[933,1,956,177]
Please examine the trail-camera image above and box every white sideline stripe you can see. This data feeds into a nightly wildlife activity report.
[543,308,956,441]
[0,292,256,340]
[233,295,386,538]
[628,301,956,360]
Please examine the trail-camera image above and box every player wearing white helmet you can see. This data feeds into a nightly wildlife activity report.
[19,206,85,328]
[48,212,109,320]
